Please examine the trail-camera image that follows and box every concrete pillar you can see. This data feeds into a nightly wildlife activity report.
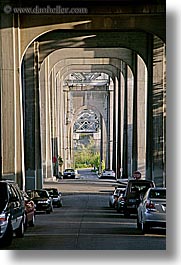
[39,59,53,179]
[137,55,147,178]
[122,63,128,178]
[109,81,114,170]
[23,42,42,189]
[132,53,138,174]
[112,77,118,174]
[117,74,122,179]
[0,14,25,188]
[57,74,65,173]
[152,36,166,187]
[106,85,110,169]
[127,66,134,177]
[146,34,153,181]
[50,68,59,176]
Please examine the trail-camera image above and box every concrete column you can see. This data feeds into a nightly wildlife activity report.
[122,63,128,178]
[132,53,138,174]
[23,41,42,189]
[146,34,153,181]
[106,86,110,169]
[39,59,53,179]
[127,66,133,177]
[109,81,114,170]
[34,41,42,188]
[137,55,147,178]
[117,74,121,179]
[152,36,166,187]
[58,74,65,173]
[50,68,58,176]
[112,77,118,174]
[0,14,24,188]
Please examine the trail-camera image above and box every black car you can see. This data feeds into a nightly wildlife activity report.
[27,189,53,214]
[45,188,63,207]
[122,179,155,217]
[63,168,75,179]
[0,181,25,248]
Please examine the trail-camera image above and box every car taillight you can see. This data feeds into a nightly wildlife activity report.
[146,201,156,210]
[0,213,7,222]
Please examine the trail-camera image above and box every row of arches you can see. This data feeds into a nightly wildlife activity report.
[21,31,165,188]
[0,2,166,189]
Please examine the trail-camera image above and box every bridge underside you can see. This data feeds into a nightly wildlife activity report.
[0,0,166,189]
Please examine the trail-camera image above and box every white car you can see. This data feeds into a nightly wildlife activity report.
[109,187,125,208]
[137,187,166,233]
[100,169,116,179]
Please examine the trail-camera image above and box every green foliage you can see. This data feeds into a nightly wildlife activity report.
[58,155,63,167]
[74,135,100,170]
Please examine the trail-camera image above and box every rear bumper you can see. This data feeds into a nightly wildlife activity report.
[145,220,166,228]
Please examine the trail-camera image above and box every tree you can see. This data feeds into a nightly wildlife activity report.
[58,156,63,168]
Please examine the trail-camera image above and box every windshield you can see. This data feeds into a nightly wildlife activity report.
[130,182,153,193]
[65,169,74,172]
[46,189,58,196]
[28,190,49,198]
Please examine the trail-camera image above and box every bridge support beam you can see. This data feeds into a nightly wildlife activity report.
[23,42,42,189]
[0,14,25,188]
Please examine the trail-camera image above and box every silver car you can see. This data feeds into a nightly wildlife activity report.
[109,187,125,208]
[137,187,166,233]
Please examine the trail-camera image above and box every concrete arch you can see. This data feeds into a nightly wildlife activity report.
[40,48,135,73]
[0,1,166,189]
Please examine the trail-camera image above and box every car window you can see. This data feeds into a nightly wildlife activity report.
[130,183,153,193]
[65,169,74,172]
[13,185,22,200]
[47,189,58,195]
[149,190,166,199]
[9,185,18,200]
[36,190,49,198]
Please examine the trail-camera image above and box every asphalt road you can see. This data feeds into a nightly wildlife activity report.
[6,170,166,250]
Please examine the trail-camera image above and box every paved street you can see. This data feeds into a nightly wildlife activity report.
[6,170,166,250]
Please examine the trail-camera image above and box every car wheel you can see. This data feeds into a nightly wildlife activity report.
[29,214,35,227]
[16,219,24,238]
[124,210,130,218]
[137,217,142,230]
[141,221,149,234]
[58,201,63,207]
[24,213,28,231]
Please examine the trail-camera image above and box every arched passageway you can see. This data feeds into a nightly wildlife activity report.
[0,0,166,189]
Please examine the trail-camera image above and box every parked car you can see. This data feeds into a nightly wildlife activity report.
[27,189,53,214]
[122,179,155,217]
[116,190,127,213]
[63,168,76,179]
[22,191,35,229]
[137,187,166,233]
[0,181,25,248]
[100,169,116,179]
[45,188,63,207]
[109,187,125,208]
